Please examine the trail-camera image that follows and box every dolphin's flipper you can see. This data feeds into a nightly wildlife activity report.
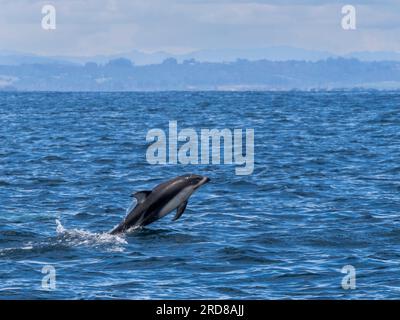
[131,190,152,203]
[173,201,188,221]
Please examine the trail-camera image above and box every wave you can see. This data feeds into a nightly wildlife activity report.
[0,220,129,258]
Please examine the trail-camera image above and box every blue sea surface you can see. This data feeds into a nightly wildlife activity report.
[0,91,399,299]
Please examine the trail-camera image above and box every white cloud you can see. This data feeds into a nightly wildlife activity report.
[0,0,399,55]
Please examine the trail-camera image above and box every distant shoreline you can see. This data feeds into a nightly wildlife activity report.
[2,89,400,93]
[1,57,400,91]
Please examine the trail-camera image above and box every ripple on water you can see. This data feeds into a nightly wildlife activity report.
[1,91,400,299]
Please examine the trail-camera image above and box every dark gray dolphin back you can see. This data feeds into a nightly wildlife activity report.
[110,174,208,234]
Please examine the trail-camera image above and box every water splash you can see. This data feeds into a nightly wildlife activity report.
[55,219,128,250]
[55,219,66,233]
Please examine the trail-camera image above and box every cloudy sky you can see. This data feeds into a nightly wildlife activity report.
[0,0,399,56]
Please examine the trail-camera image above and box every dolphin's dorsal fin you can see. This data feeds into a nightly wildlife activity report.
[131,190,152,203]
[173,201,188,221]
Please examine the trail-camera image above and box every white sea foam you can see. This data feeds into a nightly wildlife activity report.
[55,219,127,250]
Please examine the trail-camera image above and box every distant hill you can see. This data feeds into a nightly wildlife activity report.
[180,46,335,63]
[345,51,400,62]
[0,51,76,66]
[2,47,400,67]
[1,57,400,91]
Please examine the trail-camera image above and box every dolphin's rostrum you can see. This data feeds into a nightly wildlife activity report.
[110,174,210,234]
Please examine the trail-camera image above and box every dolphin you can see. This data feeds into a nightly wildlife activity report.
[110,174,210,234]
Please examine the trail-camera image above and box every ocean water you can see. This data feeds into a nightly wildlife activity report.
[0,91,399,299]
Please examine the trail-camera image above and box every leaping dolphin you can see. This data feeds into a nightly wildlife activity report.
[110,174,210,234]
